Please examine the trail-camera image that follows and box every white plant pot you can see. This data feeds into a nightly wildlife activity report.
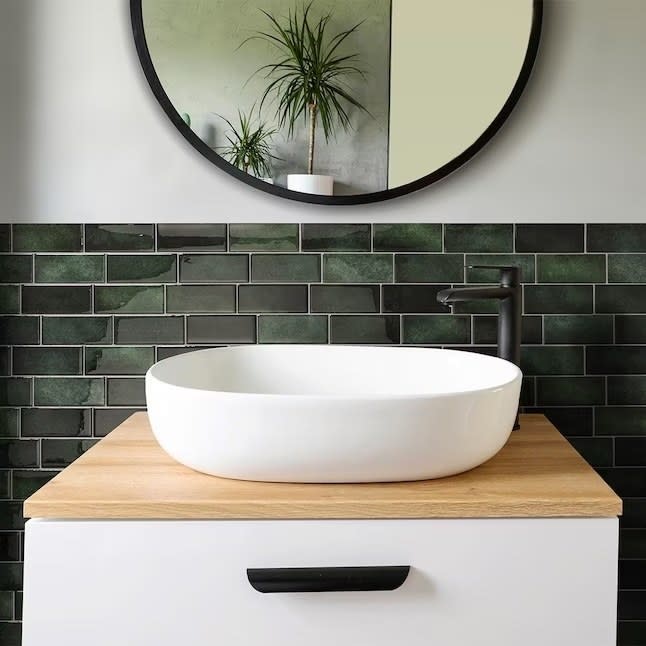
[287,174,334,196]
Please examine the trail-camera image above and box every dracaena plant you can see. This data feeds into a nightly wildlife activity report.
[245,2,368,175]
[218,108,279,178]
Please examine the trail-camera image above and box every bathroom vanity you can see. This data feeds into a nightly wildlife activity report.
[22,414,621,646]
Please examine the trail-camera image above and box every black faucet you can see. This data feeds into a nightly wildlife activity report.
[437,265,522,430]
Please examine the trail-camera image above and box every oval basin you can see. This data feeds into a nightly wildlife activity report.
[145,345,522,483]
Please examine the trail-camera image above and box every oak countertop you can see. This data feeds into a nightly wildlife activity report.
[24,413,622,520]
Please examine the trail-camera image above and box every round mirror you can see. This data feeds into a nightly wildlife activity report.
[132,1,542,204]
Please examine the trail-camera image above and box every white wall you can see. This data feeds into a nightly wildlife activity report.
[0,0,644,223]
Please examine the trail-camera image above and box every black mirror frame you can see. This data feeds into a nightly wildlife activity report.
[130,0,543,206]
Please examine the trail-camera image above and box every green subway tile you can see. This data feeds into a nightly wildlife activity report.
[229,224,298,251]
[588,224,646,252]
[536,254,606,283]
[473,315,542,345]
[516,224,584,252]
[34,378,104,406]
[42,316,112,345]
[452,295,500,315]
[524,285,593,314]
[41,439,98,468]
[466,255,535,283]
[0,317,39,344]
[94,408,143,437]
[522,407,593,437]
[568,437,613,468]
[595,407,646,436]
[0,379,31,406]
[156,347,216,361]
[258,315,328,344]
[34,254,103,283]
[0,531,20,560]
[114,316,184,345]
[587,346,646,375]
[0,410,18,438]
[0,439,39,467]
[0,558,23,583]
[107,255,176,283]
[13,224,81,252]
[95,285,163,314]
[301,224,369,251]
[85,347,155,375]
[186,316,256,344]
[608,254,646,283]
[596,286,646,313]
[311,285,379,313]
[107,378,146,406]
[620,530,646,559]
[536,377,605,406]
[373,224,442,252]
[180,254,248,283]
[520,346,583,375]
[445,224,513,252]
[22,286,91,314]
[13,347,81,375]
[0,225,10,252]
[157,224,226,251]
[0,471,8,498]
[383,285,449,314]
[617,438,646,467]
[0,590,12,619]
[238,285,307,313]
[395,254,463,283]
[402,315,470,344]
[21,408,91,437]
[330,315,400,344]
[85,224,154,252]
[0,348,8,376]
[166,285,235,313]
[543,315,613,344]
[0,256,32,283]
[0,286,19,313]
[616,316,646,343]
[324,254,392,283]
[609,377,646,405]
[251,254,320,282]
[12,470,57,500]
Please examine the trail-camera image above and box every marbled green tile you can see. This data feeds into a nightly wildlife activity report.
[524,285,593,314]
[311,285,380,313]
[373,224,442,252]
[402,315,470,344]
[536,377,605,406]
[0,286,19,314]
[543,315,613,344]
[466,255,535,283]
[229,224,298,251]
[186,316,256,344]
[13,347,81,375]
[167,285,235,313]
[0,410,18,438]
[0,317,39,345]
[0,439,39,467]
[451,295,500,315]
[251,254,320,282]
[473,315,543,345]
[95,285,163,314]
[107,255,176,283]
[395,254,463,283]
[608,377,646,405]
[21,408,92,437]
[258,315,328,343]
[330,315,400,344]
[301,224,370,251]
[536,254,606,283]
[34,378,104,406]
[608,254,646,283]
[515,224,584,252]
[616,315,646,343]
[114,316,185,345]
[94,408,144,437]
[0,379,31,406]
[587,346,646,375]
[382,285,449,314]
[156,347,219,360]
[180,254,249,283]
[22,286,92,314]
[324,254,392,283]
[41,439,98,468]
[521,407,592,437]
[596,407,646,436]
[238,285,307,313]
[444,224,513,252]
[0,225,10,252]
[596,286,646,313]
[85,347,155,375]
[157,224,226,251]
[42,316,112,345]
[85,224,154,251]
[106,378,146,406]
[520,346,584,375]
[13,224,82,252]
[587,224,646,252]
[34,255,104,283]
[0,256,32,283]
[569,437,613,468]
[12,470,57,500]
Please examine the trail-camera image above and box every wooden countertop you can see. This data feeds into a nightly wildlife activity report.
[24,413,622,520]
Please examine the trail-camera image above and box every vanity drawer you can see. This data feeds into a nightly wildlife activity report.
[23,518,617,646]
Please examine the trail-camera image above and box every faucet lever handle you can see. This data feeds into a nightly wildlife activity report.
[465,265,521,287]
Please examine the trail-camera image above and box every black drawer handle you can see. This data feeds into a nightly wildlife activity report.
[247,566,410,593]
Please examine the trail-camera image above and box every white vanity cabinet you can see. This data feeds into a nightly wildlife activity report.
[22,414,622,646]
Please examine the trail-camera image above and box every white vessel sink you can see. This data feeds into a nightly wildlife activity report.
[145,345,522,483]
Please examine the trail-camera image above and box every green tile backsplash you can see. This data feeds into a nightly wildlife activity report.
[0,222,644,638]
